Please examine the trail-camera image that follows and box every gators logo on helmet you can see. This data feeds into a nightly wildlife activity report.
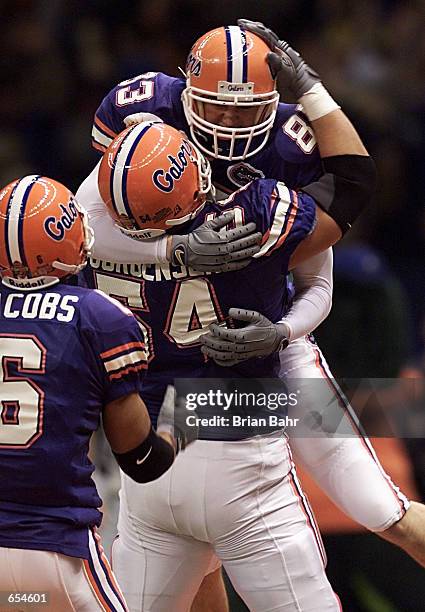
[0,175,93,288]
[98,122,212,239]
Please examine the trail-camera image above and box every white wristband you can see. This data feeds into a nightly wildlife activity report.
[299,83,340,121]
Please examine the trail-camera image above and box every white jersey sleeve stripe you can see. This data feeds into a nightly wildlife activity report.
[92,125,113,149]
[104,350,148,373]
[253,183,293,258]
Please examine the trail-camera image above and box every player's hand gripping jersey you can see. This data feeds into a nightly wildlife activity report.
[0,282,147,558]
[92,71,322,192]
[82,179,316,426]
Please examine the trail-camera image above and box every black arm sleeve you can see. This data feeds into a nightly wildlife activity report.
[113,428,175,483]
[301,155,377,234]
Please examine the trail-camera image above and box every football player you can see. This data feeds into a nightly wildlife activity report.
[0,176,184,611]
[79,33,376,606]
[78,18,419,578]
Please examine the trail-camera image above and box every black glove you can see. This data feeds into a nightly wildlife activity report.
[156,385,198,453]
[170,211,261,273]
[237,19,321,99]
[200,308,289,367]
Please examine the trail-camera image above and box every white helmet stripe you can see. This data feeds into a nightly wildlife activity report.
[227,26,244,83]
[6,175,39,266]
[111,123,152,218]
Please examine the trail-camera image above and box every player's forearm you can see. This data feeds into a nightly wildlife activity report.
[297,82,368,158]
[238,20,369,160]
[89,209,168,264]
[104,393,175,483]
[76,163,169,265]
[113,428,175,483]
[297,91,376,239]
[282,248,333,341]
[310,109,369,158]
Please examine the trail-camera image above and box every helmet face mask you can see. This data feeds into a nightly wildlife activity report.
[98,122,213,240]
[182,26,279,161]
[0,175,92,289]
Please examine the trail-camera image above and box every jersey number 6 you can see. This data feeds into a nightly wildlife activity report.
[0,334,46,448]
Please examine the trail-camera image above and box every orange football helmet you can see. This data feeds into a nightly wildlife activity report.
[182,25,279,161]
[98,121,212,239]
[0,175,93,289]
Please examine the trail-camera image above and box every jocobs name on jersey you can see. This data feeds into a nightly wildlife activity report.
[1,291,78,321]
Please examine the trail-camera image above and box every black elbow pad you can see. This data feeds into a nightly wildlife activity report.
[113,428,175,483]
[301,155,377,234]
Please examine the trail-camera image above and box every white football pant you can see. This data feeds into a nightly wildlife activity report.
[0,529,128,611]
[113,433,341,612]
[281,336,409,531]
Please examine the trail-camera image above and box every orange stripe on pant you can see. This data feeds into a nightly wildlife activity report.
[92,529,128,610]
[83,559,110,611]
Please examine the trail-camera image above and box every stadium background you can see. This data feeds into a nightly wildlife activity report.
[1,1,424,610]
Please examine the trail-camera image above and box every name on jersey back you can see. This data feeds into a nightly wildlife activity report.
[1,292,79,321]
[89,258,210,282]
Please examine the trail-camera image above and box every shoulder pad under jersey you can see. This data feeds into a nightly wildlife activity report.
[92,72,186,152]
[272,103,319,164]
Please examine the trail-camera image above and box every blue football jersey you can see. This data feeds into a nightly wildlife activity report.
[91,72,322,192]
[0,282,147,558]
[82,179,316,429]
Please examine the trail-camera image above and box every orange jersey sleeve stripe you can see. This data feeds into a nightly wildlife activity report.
[108,361,148,381]
[101,341,146,360]
[92,140,107,153]
[94,115,118,139]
